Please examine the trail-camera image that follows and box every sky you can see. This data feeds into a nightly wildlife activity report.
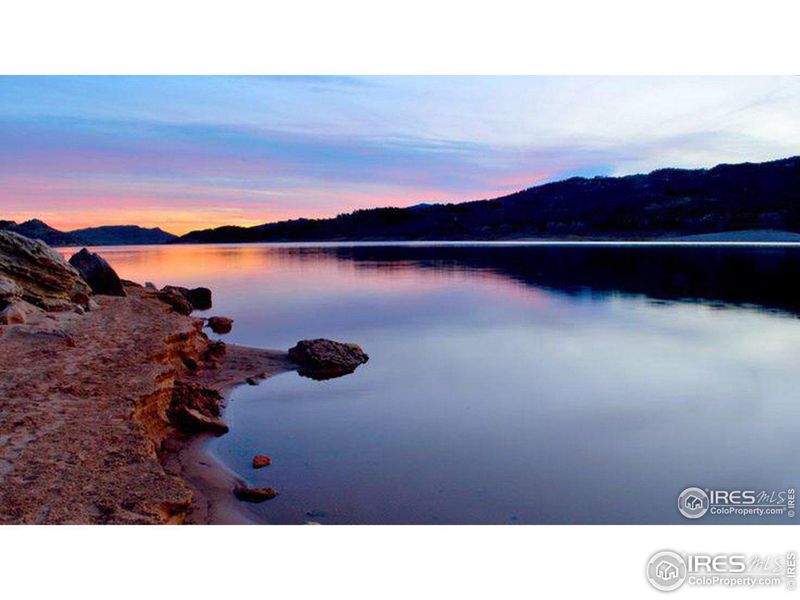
[0,76,798,235]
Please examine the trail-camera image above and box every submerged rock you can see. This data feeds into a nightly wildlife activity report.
[68,248,126,297]
[206,315,233,334]
[0,230,91,311]
[252,455,271,468]
[288,338,369,380]
[233,486,278,503]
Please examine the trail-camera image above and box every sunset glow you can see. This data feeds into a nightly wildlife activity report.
[2,76,799,234]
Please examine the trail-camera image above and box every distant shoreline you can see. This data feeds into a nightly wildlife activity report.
[56,229,800,249]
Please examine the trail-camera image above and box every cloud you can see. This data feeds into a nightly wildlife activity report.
[0,76,798,233]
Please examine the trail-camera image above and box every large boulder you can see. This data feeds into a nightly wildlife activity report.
[288,338,369,380]
[68,248,126,297]
[0,230,90,311]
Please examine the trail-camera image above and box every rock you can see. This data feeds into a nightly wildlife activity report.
[144,281,156,289]
[155,290,193,315]
[233,486,278,503]
[71,291,90,308]
[0,230,91,311]
[206,316,233,334]
[120,279,143,288]
[161,285,212,311]
[0,275,22,306]
[252,455,271,468]
[203,340,226,359]
[170,407,229,435]
[68,248,126,297]
[288,338,369,380]
[74,305,85,315]
[0,303,26,325]
[168,382,228,435]
[245,377,258,385]
[186,287,212,311]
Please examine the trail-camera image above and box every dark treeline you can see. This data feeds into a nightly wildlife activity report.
[178,156,800,243]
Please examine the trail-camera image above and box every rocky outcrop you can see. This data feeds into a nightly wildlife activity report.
[0,230,91,311]
[68,248,126,297]
[206,316,233,334]
[162,285,212,311]
[288,338,369,380]
[0,287,207,524]
[0,242,296,524]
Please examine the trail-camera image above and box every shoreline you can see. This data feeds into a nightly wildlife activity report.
[0,231,367,524]
[0,275,295,524]
[164,344,295,525]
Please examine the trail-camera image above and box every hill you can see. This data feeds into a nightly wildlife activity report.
[177,156,800,243]
[0,219,85,246]
[69,225,177,245]
[0,220,178,246]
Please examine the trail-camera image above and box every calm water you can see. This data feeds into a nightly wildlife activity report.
[83,243,800,524]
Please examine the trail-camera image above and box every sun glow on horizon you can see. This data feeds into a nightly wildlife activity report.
[2,76,799,233]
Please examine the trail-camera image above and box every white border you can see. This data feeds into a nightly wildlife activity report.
[0,525,795,598]
[0,2,798,598]
[0,0,799,74]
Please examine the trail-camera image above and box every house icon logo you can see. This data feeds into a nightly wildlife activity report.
[646,550,688,591]
[678,487,709,519]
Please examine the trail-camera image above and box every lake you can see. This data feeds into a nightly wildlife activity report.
[84,242,800,524]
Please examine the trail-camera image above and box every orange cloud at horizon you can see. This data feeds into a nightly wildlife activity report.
[1,173,554,236]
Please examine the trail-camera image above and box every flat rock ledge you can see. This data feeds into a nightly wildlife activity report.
[0,285,292,524]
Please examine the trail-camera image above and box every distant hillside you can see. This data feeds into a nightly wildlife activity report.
[69,225,177,245]
[665,229,800,242]
[0,219,85,246]
[178,156,800,243]
[0,220,177,246]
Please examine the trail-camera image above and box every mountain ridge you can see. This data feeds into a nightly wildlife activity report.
[0,220,178,247]
[176,155,800,243]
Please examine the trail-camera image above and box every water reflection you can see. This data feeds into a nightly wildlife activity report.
[83,243,800,524]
